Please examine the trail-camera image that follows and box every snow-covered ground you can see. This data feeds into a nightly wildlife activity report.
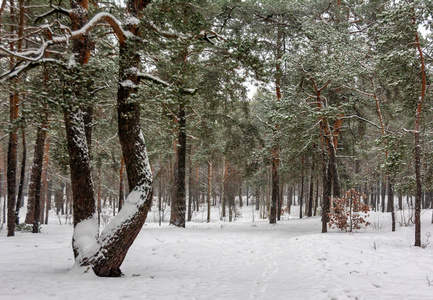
[1,204,432,300]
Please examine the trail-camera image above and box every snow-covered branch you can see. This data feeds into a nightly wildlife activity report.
[0,58,66,81]
[136,71,197,95]
[51,12,128,45]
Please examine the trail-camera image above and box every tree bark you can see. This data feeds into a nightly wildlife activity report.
[221,159,227,219]
[24,127,44,226]
[118,156,125,211]
[299,157,305,219]
[321,150,332,233]
[187,147,193,222]
[413,13,425,247]
[75,0,154,277]
[15,127,26,224]
[207,161,212,223]
[308,161,314,217]
[27,124,47,232]
[170,102,186,227]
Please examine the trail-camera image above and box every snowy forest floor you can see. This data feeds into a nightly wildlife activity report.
[1,204,433,300]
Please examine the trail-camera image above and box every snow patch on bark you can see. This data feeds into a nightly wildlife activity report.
[73,217,99,261]
[67,54,76,68]
[98,184,151,242]
[120,79,138,88]
[124,16,140,26]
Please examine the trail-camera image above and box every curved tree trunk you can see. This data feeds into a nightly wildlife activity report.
[77,0,153,277]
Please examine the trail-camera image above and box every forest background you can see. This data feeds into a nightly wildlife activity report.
[1,0,433,277]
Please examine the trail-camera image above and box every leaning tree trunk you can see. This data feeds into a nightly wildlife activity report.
[72,0,154,277]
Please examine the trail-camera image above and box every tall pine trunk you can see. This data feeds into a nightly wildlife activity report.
[15,127,26,224]
[170,102,186,227]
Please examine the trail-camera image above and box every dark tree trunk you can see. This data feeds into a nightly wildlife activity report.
[288,185,292,214]
[398,191,403,211]
[15,127,26,224]
[321,151,332,233]
[387,177,394,213]
[314,178,319,216]
[381,178,386,213]
[327,140,340,198]
[308,161,314,217]
[207,161,211,223]
[255,187,260,211]
[239,185,243,208]
[277,184,283,220]
[222,160,227,218]
[54,181,64,214]
[65,110,96,247]
[187,146,192,222]
[78,0,154,277]
[299,157,305,219]
[414,131,422,246]
[387,178,395,232]
[270,150,278,224]
[28,124,47,232]
[170,103,186,227]
[118,156,125,211]
[7,92,19,237]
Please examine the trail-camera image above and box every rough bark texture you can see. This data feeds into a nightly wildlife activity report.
[270,150,278,224]
[321,151,332,233]
[7,92,19,236]
[25,123,46,224]
[15,127,26,224]
[63,0,96,257]
[27,126,46,231]
[414,131,422,246]
[270,26,282,225]
[187,146,192,222]
[65,110,95,244]
[299,157,305,219]
[413,16,425,247]
[85,0,153,277]
[308,162,314,217]
[118,156,125,211]
[222,160,228,218]
[170,103,186,227]
[207,161,211,223]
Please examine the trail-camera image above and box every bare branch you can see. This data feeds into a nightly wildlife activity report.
[34,5,72,24]
[342,115,394,134]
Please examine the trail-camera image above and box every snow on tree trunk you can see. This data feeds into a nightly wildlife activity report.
[15,127,26,225]
[79,0,153,276]
[65,110,97,257]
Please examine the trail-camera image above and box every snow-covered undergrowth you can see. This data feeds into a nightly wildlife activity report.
[1,205,432,300]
